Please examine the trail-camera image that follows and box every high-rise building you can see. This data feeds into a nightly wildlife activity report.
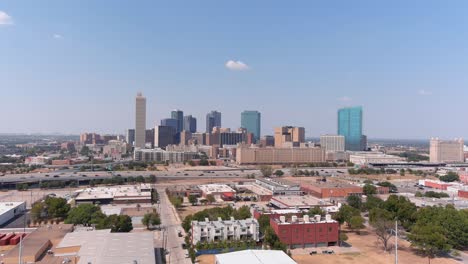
[241,111,261,143]
[207,127,252,147]
[338,106,365,151]
[154,126,175,149]
[429,138,464,163]
[135,93,146,148]
[183,115,197,133]
[126,129,135,146]
[180,130,192,145]
[274,126,305,147]
[206,111,222,133]
[145,129,155,148]
[161,118,178,131]
[320,135,345,152]
[259,135,275,147]
[171,109,184,133]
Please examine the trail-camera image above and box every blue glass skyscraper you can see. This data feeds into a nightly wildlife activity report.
[338,106,366,151]
[241,110,261,143]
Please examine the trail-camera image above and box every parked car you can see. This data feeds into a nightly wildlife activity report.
[322,250,335,254]
[309,250,317,255]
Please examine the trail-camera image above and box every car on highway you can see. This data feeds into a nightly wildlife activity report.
[53,175,60,178]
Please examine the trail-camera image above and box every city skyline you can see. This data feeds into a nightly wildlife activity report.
[3,1,468,139]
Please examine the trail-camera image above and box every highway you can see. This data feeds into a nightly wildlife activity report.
[157,187,191,264]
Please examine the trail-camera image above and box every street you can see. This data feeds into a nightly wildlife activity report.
[157,187,191,264]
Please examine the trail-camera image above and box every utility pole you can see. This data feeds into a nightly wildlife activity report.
[395,220,398,264]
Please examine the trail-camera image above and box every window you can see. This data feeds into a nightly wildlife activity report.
[329,227,332,232]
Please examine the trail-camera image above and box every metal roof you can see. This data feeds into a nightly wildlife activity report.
[216,250,297,264]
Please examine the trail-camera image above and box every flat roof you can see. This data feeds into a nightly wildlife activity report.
[239,184,273,196]
[271,195,333,208]
[0,202,25,215]
[56,229,155,264]
[198,184,236,194]
[75,185,151,200]
[216,250,297,264]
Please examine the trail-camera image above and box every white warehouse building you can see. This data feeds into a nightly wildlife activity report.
[0,202,26,226]
[191,217,259,245]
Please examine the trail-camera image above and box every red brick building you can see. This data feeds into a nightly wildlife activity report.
[458,190,468,199]
[423,180,453,190]
[301,182,389,198]
[270,215,339,248]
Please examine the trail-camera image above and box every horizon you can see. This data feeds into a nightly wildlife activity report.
[2,1,468,139]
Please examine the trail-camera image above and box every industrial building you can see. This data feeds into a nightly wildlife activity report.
[54,229,155,264]
[301,182,363,199]
[270,215,340,248]
[349,152,404,166]
[270,195,335,210]
[215,250,297,264]
[198,184,237,200]
[74,184,152,204]
[166,185,203,198]
[320,135,345,152]
[0,202,26,226]
[191,217,259,245]
[255,178,302,196]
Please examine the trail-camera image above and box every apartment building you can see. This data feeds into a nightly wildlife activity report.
[236,146,325,164]
[191,218,259,245]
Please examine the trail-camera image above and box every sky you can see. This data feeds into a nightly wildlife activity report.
[1,1,468,139]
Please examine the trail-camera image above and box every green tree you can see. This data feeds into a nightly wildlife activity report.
[369,208,394,252]
[377,181,398,193]
[400,169,405,176]
[80,146,90,156]
[233,205,251,220]
[258,214,271,233]
[349,215,365,233]
[260,165,273,177]
[363,195,383,211]
[334,204,360,226]
[188,195,198,205]
[105,214,133,232]
[439,172,459,182]
[274,170,284,177]
[346,195,362,210]
[206,194,216,204]
[30,202,45,221]
[363,184,377,196]
[65,204,102,226]
[408,225,451,263]
[45,197,70,218]
[306,206,325,217]
[142,212,161,229]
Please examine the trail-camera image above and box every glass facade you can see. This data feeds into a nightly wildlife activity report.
[338,106,365,151]
[241,110,261,142]
[171,110,184,133]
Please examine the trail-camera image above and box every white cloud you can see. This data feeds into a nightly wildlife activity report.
[338,96,352,102]
[418,89,432,96]
[53,34,63,39]
[225,60,249,71]
[0,11,13,25]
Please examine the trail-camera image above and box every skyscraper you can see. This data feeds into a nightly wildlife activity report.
[171,109,184,133]
[161,118,178,131]
[241,110,261,142]
[338,106,365,151]
[154,126,175,149]
[274,126,305,147]
[183,115,197,133]
[135,92,146,148]
[126,129,135,146]
[206,110,221,133]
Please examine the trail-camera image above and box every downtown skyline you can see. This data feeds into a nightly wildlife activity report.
[2,1,468,139]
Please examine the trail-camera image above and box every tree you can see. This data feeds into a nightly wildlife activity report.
[206,194,216,204]
[339,232,348,246]
[377,181,398,193]
[363,195,383,211]
[142,212,161,229]
[369,208,394,252]
[258,214,271,233]
[408,225,450,263]
[334,204,360,226]
[400,169,405,176]
[233,205,251,220]
[306,206,325,217]
[274,170,284,177]
[346,195,362,210]
[363,184,377,196]
[31,202,45,221]
[105,214,133,232]
[349,215,365,234]
[80,146,90,156]
[188,195,198,205]
[439,172,459,182]
[65,204,102,225]
[260,165,273,177]
[45,197,70,219]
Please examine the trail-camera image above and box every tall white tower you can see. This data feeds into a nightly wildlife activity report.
[135,92,146,148]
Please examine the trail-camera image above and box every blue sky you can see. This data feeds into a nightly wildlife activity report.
[1,1,468,139]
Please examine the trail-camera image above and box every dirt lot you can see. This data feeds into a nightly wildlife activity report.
[293,229,459,264]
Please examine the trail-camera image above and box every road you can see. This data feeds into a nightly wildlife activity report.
[157,187,191,264]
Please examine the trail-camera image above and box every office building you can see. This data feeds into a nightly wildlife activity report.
[126,129,135,146]
[192,132,208,145]
[259,135,275,147]
[103,140,127,160]
[429,138,464,163]
[145,128,155,148]
[274,126,305,147]
[320,135,345,152]
[208,127,252,147]
[241,111,261,143]
[171,109,184,133]
[154,126,175,149]
[338,106,366,151]
[161,118,178,131]
[183,115,197,133]
[191,218,259,245]
[80,133,103,145]
[180,130,192,145]
[236,146,325,164]
[255,178,302,196]
[206,110,222,133]
[270,215,339,248]
[75,184,153,204]
[135,92,146,148]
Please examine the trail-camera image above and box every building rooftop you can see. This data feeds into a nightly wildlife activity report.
[270,195,333,209]
[239,184,273,196]
[0,202,25,215]
[198,184,236,194]
[256,178,299,188]
[75,185,151,201]
[56,229,155,264]
[216,250,297,264]
[192,217,258,228]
